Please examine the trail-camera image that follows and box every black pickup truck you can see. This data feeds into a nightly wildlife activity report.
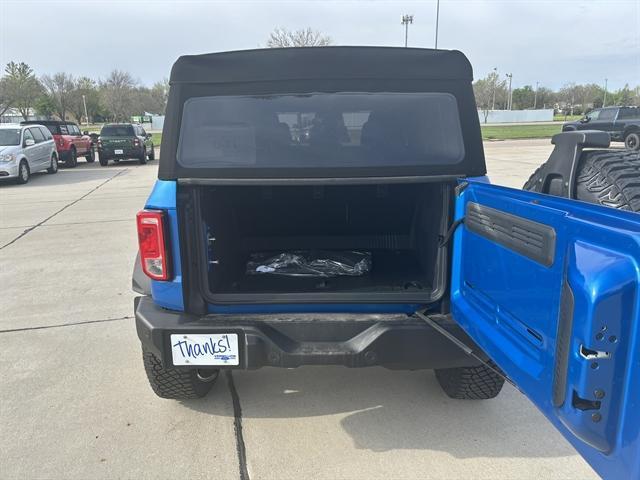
[563,106,640,150]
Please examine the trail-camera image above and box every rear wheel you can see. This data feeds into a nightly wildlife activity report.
[435,362,505,400]
[16,160,30,184]
[65,147,77,168]
[524,149,640,212]
[99,154,109,166]
[47,154,58,174]
[142,347,219,399]
[148,145,155,160]
[139,148,147,165]
[624,131,640,151]
[85,148,95,163]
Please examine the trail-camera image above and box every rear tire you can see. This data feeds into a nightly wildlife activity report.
[524,149,640,212]
[142,347,219,399]
[99,155,109,166]
[47,154,58,174]
[65,148,78,168]
[85,148,95,163]
[16,160,30,184]
[148,145,155,160]
[435,362,505,400]
[624,131,640,151]
[139,148,147,165]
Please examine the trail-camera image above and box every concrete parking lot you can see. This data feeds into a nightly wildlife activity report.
[0,139,598,480]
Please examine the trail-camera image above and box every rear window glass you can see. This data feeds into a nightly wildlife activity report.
[177,93,465,169]
[101,125,134,136]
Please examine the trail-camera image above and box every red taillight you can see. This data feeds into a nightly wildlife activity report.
[58,138,64,147]
[136,210,171,281]
[133,138,140,146]
[97,139,102,147]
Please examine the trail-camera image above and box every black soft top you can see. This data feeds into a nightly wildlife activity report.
[170,47,473,85]
[160,47,486,180]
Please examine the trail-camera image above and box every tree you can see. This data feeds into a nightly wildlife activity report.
[100,70,137,121]
[69,76,101,123]
[41,72,76,121]
[0,76,12,117]
[4,61,42,120]
[612,84,634,106]
[473,71,506,122]
[558,83,581,116]
[511,85,535,110]
[266,27,332,47]
[149,78,169,114]
[34,94,57,117]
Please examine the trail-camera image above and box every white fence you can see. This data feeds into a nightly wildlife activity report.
[478,109,554,124]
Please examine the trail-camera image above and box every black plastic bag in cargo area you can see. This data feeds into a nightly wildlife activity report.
[246,250,372,277]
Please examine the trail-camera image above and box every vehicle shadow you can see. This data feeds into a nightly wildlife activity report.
[184,366,578,460]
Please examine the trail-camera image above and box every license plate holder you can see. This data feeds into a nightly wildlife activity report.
[170,333,239,366]
[114,149,124,154]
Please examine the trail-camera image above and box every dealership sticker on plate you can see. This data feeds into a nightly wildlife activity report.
[171,333,239,366]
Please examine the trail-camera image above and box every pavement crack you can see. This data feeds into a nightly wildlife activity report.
[226,371,250,480]
[0,315,133,334]
[0,169,128,250]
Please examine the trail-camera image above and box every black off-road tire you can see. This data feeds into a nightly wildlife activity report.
[148,145,155,160]
[524,149,640,212]
[142,347,219,399]
[85,148,95,163]
[65,147,78,168]
[624,131,640,151]
[47,154,58,174]
[435,362,505,400]
[139,148,147,165]
[99,155,109,166]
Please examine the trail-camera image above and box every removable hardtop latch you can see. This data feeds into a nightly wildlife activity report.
[532,130,610,199]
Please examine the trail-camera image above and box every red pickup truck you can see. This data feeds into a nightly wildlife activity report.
[22,120,94,167]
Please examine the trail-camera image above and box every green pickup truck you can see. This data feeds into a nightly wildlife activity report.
[97,123,155,166]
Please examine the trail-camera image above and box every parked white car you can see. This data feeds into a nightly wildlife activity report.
[0,124,58,184]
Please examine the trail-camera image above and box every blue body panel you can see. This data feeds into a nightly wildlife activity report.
[452,180,640,480]
[145,180,184,311]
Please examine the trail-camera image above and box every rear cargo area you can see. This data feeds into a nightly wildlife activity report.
[196,182,451,302]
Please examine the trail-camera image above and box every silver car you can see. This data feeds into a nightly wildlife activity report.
[0,124,58,184]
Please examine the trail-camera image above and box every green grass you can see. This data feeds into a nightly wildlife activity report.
[481,124,562,140]
[554,114,582,122]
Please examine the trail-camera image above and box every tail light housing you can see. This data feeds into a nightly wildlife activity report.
[97,139,102,148]
[136,210,171,281]
[133,138,140,147]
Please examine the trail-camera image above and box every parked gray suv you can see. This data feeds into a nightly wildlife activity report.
[0,124,58,184]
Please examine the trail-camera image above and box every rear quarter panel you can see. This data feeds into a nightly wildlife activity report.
[144,180,184,311]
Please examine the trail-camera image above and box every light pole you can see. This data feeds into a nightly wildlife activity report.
[491,67,498,110]
[82,94,89,126]
[534,81,539,109]
[434,0,440,49]
[401,14,413,48]
[603,78,608,107]
[505,73,513,110]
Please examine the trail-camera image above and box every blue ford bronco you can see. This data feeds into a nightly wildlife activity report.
[133,47,640,479]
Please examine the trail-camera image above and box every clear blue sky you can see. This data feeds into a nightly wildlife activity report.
[1,0,638,90]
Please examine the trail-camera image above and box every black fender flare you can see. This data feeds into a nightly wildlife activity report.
[132,251,152,295]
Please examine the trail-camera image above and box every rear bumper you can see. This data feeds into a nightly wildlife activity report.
[99,146,142,159]
[134,296,481,370]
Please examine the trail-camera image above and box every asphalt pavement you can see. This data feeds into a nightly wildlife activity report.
[0,139,598,479]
